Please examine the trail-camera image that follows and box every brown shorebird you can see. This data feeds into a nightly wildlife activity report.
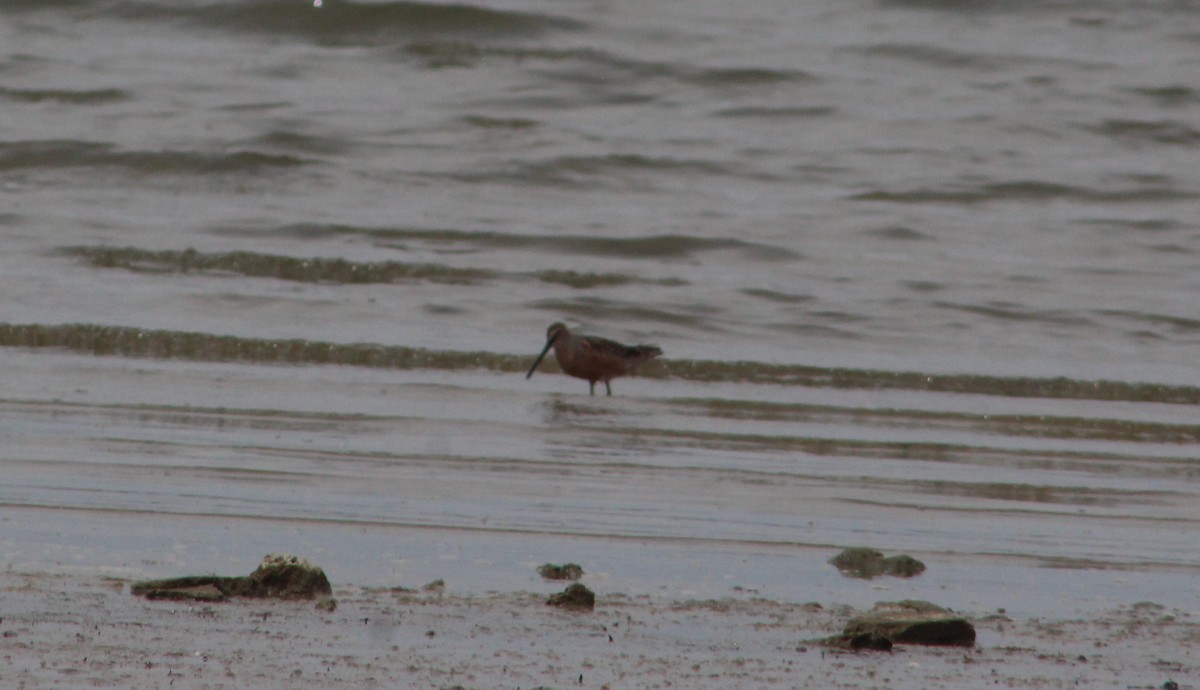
[525,322,663,395]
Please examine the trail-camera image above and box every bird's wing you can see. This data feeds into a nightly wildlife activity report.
[579,335,640,359]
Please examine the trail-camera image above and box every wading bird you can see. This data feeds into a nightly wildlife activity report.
[525,322,662,395]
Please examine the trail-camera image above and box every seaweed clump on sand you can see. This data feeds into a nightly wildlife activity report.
[131,553,335,610]
[547,583,595,611]
[829,547,926,579]
[537,563,584,581]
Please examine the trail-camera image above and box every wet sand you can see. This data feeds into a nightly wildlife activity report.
[2,350,1199,690]
[3,566,1193,690]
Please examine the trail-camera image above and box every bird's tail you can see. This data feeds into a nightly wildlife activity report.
[636,345,663,359]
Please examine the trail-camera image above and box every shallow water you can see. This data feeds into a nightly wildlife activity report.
[1,0,1199,615]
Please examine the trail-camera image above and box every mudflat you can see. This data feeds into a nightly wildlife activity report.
[2,568,1192,690]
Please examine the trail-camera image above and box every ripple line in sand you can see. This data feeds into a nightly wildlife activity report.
[62,245,678,289]
[3,322,1200,405]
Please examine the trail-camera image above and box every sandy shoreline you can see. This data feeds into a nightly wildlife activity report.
[2,568,1193,690]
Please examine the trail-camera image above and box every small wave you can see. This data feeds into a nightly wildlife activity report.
[3,322,1199,404]
[598,53,815,89]
[402,41,602,70]
[528,298,718,329]
[427,42,814,104]
[63,246,492,285]
[533,270,681,289]
[1141,243,1194,255]
[0,140,105,172]
[0,86,127,104]
[1087,119,1200,147]
[525,232,798,261]
[142,0,583,45]
[460,115,540,130]
[739,288,815,304]
[681,66,815,88]
[933,300,1096,328]
[1124,85,1200,108]
[901,280,946,293]
[876,0,1083,13]
[877,0,993,9]
[851,43,1006,70]
[402,39,487,68]
[253,130,355,156]
[766,322,864,341]
[446,153,769,190]
[64,245,675,289]
[713,106,836,119]
[400,40,618,70]
[449,41,815,85]
[0,140,309,175]
[863,226,933,241]
[263,223,799,261]
[487,43,816,86]
[1076,217,1179,233]
[1094,309,1200,336]
[850,180,1193,204]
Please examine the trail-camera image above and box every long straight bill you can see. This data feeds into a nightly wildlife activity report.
[525,334,559,379]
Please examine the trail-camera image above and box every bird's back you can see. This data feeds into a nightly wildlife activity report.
[557,334,660,379]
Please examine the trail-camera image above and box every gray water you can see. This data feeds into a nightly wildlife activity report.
[1,0,1199,616]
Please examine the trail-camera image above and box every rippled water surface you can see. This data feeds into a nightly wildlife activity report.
[2,0,1198,614]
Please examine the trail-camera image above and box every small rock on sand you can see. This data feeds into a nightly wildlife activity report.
[546,583,595,610]
[828,600,975,649]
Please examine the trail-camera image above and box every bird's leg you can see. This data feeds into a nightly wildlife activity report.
[604,381,612,396]
[589,381,595,395]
